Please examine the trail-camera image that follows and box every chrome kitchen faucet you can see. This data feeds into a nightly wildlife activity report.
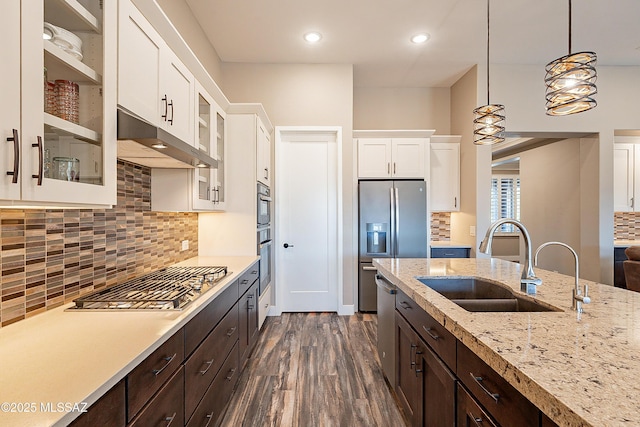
[534,241,591,313]
[479,219,542,294]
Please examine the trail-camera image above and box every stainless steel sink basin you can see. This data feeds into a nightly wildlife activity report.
[417,277,561,312]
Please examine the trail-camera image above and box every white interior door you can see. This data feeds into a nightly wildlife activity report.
[276,128,342,312]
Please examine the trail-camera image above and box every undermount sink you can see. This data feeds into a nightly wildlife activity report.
[417,277,561,313]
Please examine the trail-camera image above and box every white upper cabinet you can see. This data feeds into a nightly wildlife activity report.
[257,119,272,186]
[357,137,428,179]
[613,138,640,213]
[0,0,117,206]
[392,138,427,178]
[358,138,393,178]
[118,0,194,146]
[430,138,461,212]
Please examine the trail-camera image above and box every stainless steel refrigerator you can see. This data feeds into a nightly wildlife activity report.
[358,180,427,311]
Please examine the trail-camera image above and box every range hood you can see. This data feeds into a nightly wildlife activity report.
[116,109,218,169]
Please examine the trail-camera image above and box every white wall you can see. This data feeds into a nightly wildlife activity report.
[353,87,450,132]
[520,139,581,276]
[219,63,356,307]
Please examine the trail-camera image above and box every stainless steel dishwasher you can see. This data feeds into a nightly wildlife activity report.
[375,273,397,386]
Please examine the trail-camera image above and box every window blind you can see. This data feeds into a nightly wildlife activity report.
[490,176,520,232]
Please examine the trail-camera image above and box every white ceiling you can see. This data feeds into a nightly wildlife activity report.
[185,0,640,88]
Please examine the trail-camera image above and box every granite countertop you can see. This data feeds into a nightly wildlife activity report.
[373,257,640,427]
[430,241,472,249]
[0,256,258,427]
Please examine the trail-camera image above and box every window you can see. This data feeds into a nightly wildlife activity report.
[491,175,520,232]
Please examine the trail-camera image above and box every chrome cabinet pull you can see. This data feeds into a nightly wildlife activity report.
[399,301,411,309]
[470,373,500,402]
[226,326,237,337]
[6,129,19,183]
[467,412,484,426]
[161,95,168,121]
[164,412,177,427]
[32,136,43,185]
[422,325,440,341]
[410,343,417,367]
[247,294,255,310]
[152,353,176,376]
[200,359,215,375]
[225,368,236,381]
[204,413,214,427]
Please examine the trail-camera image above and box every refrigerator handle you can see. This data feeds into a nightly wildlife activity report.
[390,187,395,257]
[395,187,400,256]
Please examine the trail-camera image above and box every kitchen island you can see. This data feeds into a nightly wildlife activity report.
[0,256,258,427]
[373,257,640,427]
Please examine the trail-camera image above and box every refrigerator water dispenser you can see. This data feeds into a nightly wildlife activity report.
[366,223,388,254]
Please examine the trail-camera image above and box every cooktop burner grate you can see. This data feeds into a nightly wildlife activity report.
[71,266,228,310]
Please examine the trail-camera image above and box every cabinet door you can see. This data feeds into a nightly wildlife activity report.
[160,47,194,145]
[392,138,426,178]
[213,108,227,208]
[613,143,634,212]
[416,342,456,427]
[358,138,392,178]
[239,282,259,364]
[395,311,419,425]
[257,118,271,186]
[69,380,125,427]
[129,366,184,427]
[457,383,498,427]
[20,0,116,205]
[193,82,216,210]
[117,0,162,126]
[430,142,460,211]
[0,1,21,200]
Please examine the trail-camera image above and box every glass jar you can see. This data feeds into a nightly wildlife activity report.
[52,157,80,182]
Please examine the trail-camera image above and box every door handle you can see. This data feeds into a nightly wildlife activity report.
[283,243,294,248]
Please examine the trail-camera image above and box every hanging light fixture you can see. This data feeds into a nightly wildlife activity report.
[544,0,597,116]
[473,0,505,145]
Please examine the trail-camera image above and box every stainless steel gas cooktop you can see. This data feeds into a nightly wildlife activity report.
[70,266,228,310]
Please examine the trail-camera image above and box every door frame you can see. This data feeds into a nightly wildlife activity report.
[272,126,346,314]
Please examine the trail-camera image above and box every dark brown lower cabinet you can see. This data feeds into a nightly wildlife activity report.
[128,366,184,427]
[457,383,498,427]
[239,280,259,364]
[69,380,126,427]
[395,311,456,427]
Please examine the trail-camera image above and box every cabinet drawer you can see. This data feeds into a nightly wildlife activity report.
[396,289,456,370]
[238,262,259,296]
[185,280,239,356]
[456,383,498,427]
[457,342,538,427]
[185,301,239,420]
[431,247,470,258]
[127,329,184,422]
[129,366,184,427]
[69,380,125,427]
[187,342,240,427]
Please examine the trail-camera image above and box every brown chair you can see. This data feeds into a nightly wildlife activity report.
[623,246,640,293]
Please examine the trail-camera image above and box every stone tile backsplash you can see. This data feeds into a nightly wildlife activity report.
[0,161,198,327]
[431,212,451,241]
[614,212,640,240]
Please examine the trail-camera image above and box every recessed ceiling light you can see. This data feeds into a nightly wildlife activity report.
[411,33,430,44]
[304,32,322,43]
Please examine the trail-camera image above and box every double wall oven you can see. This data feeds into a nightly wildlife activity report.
[257,182,272,295]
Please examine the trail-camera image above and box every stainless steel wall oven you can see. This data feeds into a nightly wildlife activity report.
[257,182,271,226]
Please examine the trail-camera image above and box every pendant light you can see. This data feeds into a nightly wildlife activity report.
[473,0,505,145]
[544,0,597,116]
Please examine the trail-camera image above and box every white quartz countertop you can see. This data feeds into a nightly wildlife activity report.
[614,240,640,248]
[0,256,258,427]
[373,257,640,427]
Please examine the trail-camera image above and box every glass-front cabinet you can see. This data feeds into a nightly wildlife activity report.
[0,0,116,206]
[193,82,225,211]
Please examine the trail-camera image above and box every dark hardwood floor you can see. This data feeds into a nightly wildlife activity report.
[220,312,408,427]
